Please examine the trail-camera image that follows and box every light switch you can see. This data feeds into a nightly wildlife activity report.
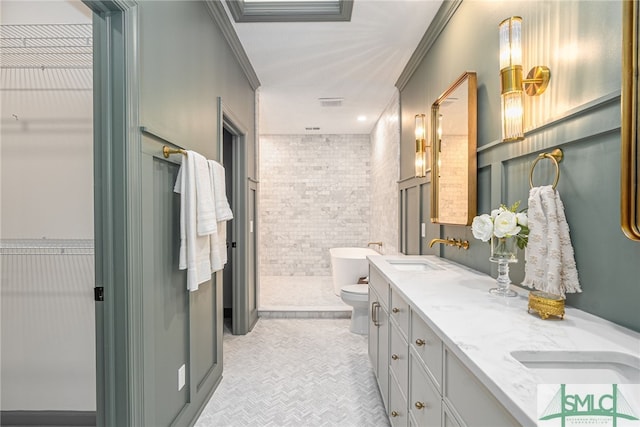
[421,223,426,238]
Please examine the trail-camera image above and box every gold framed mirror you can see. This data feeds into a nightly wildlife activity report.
[622,0,639,241]
[430,71,477,225]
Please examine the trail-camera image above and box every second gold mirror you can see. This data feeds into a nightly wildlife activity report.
[430,71,477,225]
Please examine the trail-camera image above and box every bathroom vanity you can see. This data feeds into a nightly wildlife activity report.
[367,255,640,427]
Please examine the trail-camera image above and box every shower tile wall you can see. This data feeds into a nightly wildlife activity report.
[370,92,400,255]
[259,134,371,276]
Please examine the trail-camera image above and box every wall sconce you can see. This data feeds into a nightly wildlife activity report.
[415,113,427,177]
[499,16,550,142]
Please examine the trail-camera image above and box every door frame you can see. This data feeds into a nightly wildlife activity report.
[217,97,258,335]
[85,0,143,425]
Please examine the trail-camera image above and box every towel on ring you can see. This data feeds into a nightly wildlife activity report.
[174,150,213,292]
[523,185,581,298]
[208,160,233,272]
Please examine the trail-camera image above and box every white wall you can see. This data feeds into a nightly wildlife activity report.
[259,134,371,276]
[0,0,95,412]
[369,92,400,255]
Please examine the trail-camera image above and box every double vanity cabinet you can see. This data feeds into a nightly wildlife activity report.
[367,255,640,427]
[368,264,518,427]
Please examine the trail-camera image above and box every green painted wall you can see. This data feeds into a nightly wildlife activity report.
[400,0,640,332]
[134,2,256,425]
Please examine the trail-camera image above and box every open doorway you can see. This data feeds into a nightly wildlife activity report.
[219,101,258,335]
[0,1,96,425]
[222,127,234,326]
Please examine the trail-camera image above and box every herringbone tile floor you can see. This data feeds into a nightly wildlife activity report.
[194,319,390,427]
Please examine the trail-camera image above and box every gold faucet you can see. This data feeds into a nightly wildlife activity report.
[428,237,469,250]
[367,241,383,248]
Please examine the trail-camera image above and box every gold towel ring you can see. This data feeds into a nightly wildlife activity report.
[529,148,563,189]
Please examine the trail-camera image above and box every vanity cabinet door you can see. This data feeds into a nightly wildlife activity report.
[390,289,409,338]
[369,266,389,310]
[411,311,443,391]
[389,374,409,427]
[409,353,441,426]
[368,285,389,410]
[443,349,520,427]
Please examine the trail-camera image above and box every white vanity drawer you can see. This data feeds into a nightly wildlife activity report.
[390,288,409,337]
[410,311,442,391]
[389,375,408,427]
[389,322,409,394]
[369,266,389,310]
[443,348,520,427]
[409,353,441,427]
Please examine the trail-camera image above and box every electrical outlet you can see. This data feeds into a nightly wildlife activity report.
[178,364,185,391]
[421,223,426,238]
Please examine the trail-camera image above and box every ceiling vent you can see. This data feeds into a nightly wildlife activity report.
[319,97,344,107]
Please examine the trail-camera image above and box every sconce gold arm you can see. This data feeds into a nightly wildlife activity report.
[163,146,187,158]
[428,238,469,250]
[529,148,563,189]
[523,66,551,96]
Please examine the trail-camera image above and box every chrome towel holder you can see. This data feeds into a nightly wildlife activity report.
[529,148,563,189]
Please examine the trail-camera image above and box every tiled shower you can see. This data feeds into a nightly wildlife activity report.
[258,93,400,309]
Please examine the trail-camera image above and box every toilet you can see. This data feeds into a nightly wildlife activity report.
[340,284,369,334]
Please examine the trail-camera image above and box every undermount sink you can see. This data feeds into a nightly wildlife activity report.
[511,350,640,384]
[387,259,444,272]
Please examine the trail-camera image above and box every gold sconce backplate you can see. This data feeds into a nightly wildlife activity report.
[524,65,551,96]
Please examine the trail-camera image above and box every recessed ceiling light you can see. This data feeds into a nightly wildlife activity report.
[357,115,367,122]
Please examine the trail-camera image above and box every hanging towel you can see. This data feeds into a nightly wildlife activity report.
[208,160,233,222]
[208,160,233,272]
[174,150,213,292]
[524,185,581,298]
[194,153,218,236]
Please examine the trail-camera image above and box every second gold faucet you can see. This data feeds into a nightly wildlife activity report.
[429,237,469,250]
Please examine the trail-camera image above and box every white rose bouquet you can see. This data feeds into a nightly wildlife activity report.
[471,201,529,250]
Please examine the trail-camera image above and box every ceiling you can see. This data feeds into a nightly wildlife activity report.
[224,0,443,135]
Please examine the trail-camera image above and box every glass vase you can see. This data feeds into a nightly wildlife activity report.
[489,236,518,297]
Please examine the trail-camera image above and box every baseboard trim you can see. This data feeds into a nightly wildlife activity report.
[0,410,96,426]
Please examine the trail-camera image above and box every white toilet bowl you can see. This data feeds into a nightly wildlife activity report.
[340,284,369,335]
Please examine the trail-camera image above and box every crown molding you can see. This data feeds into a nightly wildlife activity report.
[205,0,261,90]
[395,0,463,91]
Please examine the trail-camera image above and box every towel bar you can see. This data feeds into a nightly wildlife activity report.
[529,148,563,189]
[163,146,187,158]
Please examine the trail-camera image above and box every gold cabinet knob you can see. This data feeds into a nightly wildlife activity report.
[391,411,399,417]
[392,307,400,313]
[415,338,426,346]
[391,353,399,360]
[415,401,426,410]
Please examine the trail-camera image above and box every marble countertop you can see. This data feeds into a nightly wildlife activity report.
[367,254,640,427]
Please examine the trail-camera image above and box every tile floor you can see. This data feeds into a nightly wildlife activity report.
[194,318,389,427]
[259,276,351,318]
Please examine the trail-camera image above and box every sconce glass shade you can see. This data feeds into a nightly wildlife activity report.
[501,91,524,142]
[499,16,522,70]
[415,114,426,177]
[499,16,525,142]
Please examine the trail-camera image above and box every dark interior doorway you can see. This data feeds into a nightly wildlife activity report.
[222,127,234,324]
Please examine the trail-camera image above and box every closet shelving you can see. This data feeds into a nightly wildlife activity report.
[0,23,92,92]
[0,23,92,69]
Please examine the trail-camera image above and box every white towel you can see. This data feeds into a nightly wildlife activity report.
[208,160,233,272]
[523,185,581,298]
[208,160,233,222]
[174,150,213,292]
[194,153,217,236]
